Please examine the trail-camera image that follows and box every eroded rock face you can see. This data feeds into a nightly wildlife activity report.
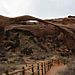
[0,15,75,62]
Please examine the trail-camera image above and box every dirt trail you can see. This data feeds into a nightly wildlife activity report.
[46,64,67,75]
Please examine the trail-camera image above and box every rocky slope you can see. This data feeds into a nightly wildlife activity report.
[0,15,75,64]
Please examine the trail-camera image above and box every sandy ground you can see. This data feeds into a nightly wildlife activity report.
[46,64,67,75]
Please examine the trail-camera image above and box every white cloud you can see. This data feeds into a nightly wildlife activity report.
[33,0,75,18]
[0,0,75,18]
[0,0,35,17]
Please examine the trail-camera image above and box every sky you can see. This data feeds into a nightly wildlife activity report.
[0,0,75,19]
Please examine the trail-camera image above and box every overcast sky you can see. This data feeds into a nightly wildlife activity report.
[0,0,75,19]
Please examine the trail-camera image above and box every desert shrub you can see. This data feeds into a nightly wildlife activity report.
[20,44,33,55]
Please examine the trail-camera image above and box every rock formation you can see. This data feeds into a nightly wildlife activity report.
[0,15,75,62]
